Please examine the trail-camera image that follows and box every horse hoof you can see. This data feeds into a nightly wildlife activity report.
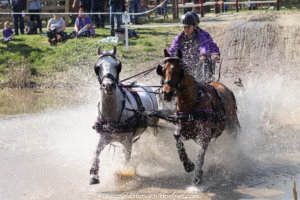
[193,176,202,187]
[183,160,195,172]
[193,170,203,187]
[89,177,100,185]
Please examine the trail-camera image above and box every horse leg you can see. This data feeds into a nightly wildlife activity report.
[123,134,133,163]
[174,133,195,173]
[193,136,209,187]
[90,135,109,185]
[120,134,137,175]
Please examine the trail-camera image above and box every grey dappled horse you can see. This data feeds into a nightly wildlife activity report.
[90,46,159,184]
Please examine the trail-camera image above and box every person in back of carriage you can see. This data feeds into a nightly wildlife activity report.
[71,8,95,37]
[1,21,14,43]
[46,14,67,45]
[10,0,27,35]
[28,0,43,34]
[168,12,220,82]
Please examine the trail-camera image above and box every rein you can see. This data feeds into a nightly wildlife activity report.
[120,67,157,83]
[120,84,162,94]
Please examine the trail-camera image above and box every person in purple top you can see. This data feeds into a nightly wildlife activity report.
[71,8,95,38]
[168,12,220,81]
[2,21,14,43]
[188,11,220,60]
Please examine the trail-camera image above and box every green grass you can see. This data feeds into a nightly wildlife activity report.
[0,25,180,87]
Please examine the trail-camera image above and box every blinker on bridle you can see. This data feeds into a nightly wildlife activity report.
[94,53,122,90]
[158,57,184,90]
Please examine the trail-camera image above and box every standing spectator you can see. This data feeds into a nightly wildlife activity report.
[128,0,139,24]
[1,21,14,43]
[28,0,43,34]
[109,0,125,36]
[92,0,107,28]
[10,0,27,35]
[71,8,95,37]
[69,0,79,24]
[73,0,92,12]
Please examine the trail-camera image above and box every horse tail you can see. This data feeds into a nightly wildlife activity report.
[227,90,241,135]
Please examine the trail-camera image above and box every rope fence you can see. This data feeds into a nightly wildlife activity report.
[0,0,279,51]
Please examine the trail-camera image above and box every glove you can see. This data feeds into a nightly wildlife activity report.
[200,55,207,62]
[213,53,220,63]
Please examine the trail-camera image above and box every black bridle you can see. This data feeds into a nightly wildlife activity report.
[159,57,185,90]
[158,57,200,97]
[94,53,122,90]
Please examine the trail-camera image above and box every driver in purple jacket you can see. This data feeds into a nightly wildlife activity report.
[168,12,220,81]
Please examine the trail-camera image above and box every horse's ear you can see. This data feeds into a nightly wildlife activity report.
[113,46,117,55]
[156,64,163,76]
[164,49,170,58]
[177,50,183,59]
[97,46,102,56]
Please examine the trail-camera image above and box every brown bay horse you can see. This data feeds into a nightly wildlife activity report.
[156,49,240,187]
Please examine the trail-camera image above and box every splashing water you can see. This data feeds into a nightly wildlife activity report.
[0,73,300,199]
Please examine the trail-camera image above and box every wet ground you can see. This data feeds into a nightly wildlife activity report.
[1,11,300,200]
[0,75,300,200]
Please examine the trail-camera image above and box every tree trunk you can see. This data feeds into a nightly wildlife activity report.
[172,0,179,20]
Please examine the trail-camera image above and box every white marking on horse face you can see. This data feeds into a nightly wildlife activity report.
[100,57,118,82]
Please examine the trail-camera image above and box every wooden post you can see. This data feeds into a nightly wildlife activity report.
[200,0,204,17]
[221,0,224,12]
[172,0,178,20]
[215,0,220,14]
[65,0,70,25]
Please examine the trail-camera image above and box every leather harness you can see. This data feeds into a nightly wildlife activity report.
[175,82,226,140]
[93,88,147,135]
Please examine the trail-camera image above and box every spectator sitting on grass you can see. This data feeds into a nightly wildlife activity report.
[46,13,68,45]
[1,21,14,43]
[70,8,95,38]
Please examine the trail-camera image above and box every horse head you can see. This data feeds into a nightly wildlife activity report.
[94,46,122,95]
[157,49,185,102]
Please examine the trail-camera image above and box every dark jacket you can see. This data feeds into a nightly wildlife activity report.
[10,0,27,12]
[109,0,124,5]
